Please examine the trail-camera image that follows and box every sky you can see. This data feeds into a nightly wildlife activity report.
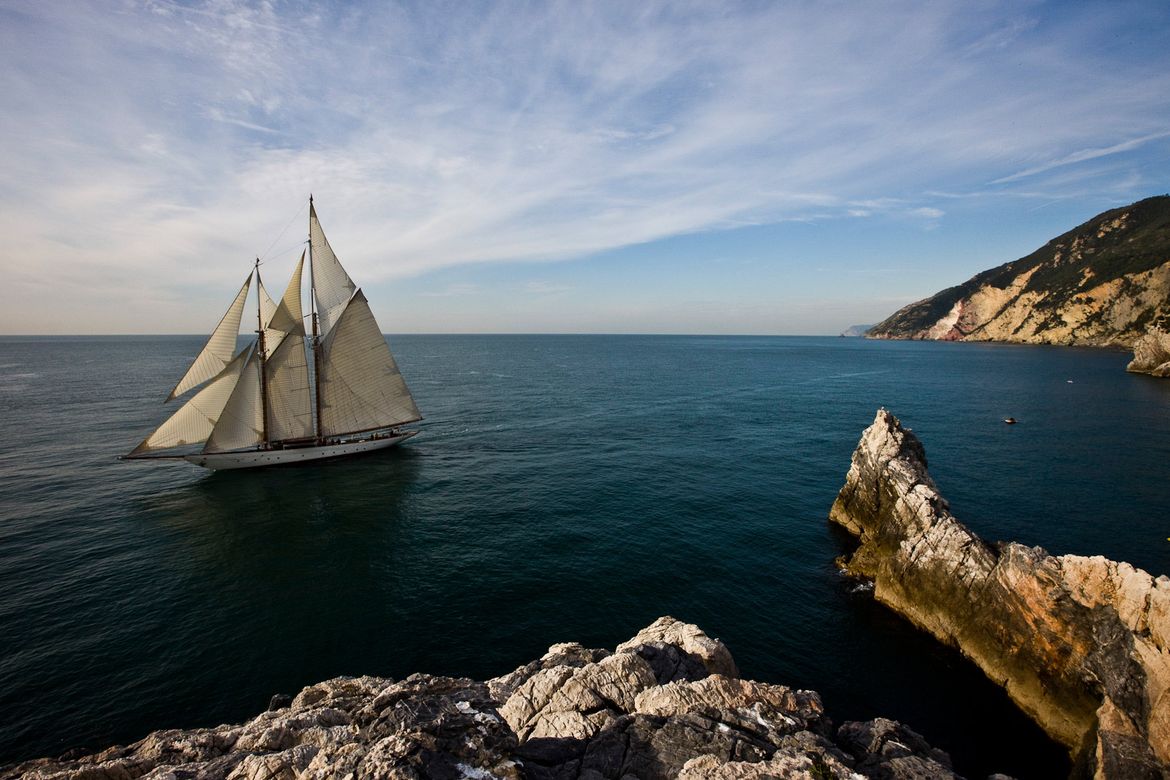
[1,0,1168,335]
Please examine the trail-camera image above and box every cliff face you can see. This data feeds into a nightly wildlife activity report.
[830,409,1170,778]
[1128,328,1170,377]
[3,617,960,780]
[868,195,1170,347]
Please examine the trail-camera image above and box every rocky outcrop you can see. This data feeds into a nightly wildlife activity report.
[868,195,1170,347]
[830,409,1170,778]
[1128,327,1170,376]
[3,616,960,780]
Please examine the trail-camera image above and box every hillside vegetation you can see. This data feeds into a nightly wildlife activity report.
[868,195,1170,346]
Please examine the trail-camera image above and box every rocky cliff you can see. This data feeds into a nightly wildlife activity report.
[1128,328,1170,377]
[867,195,1170,346]
[830,409,1170,778]
[3,617,961,780]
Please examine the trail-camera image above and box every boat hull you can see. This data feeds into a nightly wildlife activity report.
[182,431,418,471]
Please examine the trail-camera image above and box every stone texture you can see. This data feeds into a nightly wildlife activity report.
[1,617,961,780]
[830,408,1170,778]
[1128,327,1170,377]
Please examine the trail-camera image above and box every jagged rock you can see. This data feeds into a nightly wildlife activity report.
[1128,327,1170,376]
[487,642,611,703]
[830,408,1170,778]
[615,615,740,679]
[2,617,959,780]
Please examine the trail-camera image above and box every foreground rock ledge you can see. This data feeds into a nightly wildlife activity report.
[830,409,1170,778]
[3,617,959,780]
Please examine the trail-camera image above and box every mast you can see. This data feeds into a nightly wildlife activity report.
[254,258,270,447]
[308,195,323,443]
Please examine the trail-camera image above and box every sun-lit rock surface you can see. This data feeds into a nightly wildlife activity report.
[830,408,1170,777]
[868,195,1170,347]
[2,617,959,780]
[1128,327,1170,376]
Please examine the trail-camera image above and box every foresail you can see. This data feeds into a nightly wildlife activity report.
[318,290,421,437]
[130,347,250,455]
[167,274,252,401]
[309,202,357,337]
[203,349,265,453]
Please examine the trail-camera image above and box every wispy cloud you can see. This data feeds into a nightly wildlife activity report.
[991,131,1170,183]
[0,0,1168,332]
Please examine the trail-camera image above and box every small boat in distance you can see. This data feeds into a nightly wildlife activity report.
[124,197,421,470]
[1003,417,1018,425]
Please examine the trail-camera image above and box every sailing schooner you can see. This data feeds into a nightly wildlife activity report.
[124,197,421,470]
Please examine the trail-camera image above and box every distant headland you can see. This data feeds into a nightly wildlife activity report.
[867,195,1170,350]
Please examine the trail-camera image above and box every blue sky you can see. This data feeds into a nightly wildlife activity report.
[1,0,1168,334]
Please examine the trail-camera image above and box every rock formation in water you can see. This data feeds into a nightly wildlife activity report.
[867,195,1170,346]
[830,409,1170,778]
[1128,327,1170,377]
[2,617,960,780]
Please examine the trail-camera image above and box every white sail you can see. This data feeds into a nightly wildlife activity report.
[265,321,313,441]
[204,348,265,453]
[309,201,356,337]
[258,278,277,335]
[318,290,421,436]
[166,274,251,401]
[262,252,313,442]
[265,251,304,347]
[131,347,250,454]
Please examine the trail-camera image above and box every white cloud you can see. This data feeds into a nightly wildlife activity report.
[0,0,1168,332]
[991,131,1170,184]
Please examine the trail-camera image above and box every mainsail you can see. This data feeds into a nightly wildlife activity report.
[166,274,251,401]
[263,252,312,442]
[127,197,421,464]
[318,290,421,436]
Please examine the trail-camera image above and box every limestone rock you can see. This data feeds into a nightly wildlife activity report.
[830,408,1170,777]
[615,615,739,678]
[1128,327,1170,376]
[2,616,961,780]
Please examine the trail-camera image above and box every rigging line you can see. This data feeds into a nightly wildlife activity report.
[266,239,311,262]
[258,202,308,262]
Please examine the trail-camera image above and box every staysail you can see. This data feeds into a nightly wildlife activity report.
[166,274,252,401]
[317,290,421,436]
[130,347,251,455]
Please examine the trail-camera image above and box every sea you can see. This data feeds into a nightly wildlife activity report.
[2,334,1168,778]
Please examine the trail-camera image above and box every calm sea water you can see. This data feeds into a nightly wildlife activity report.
[2,335,1169,777]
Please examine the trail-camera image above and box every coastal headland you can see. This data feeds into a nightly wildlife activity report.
[830,409,1170,777]
[866,195,1170,350]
